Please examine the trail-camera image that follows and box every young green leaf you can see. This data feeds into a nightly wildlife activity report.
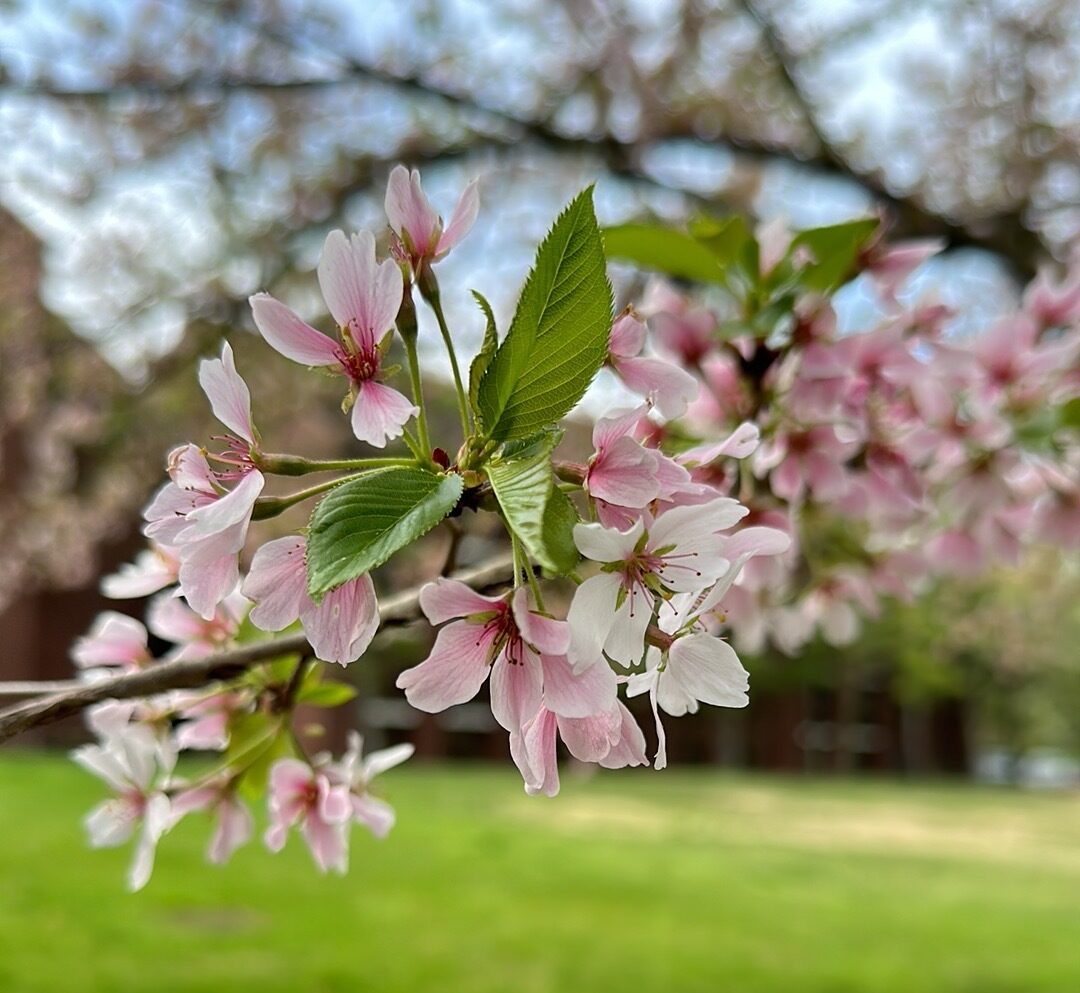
[791,218,879,292]
[486,430,579,575]
[306,467,464,598]
[602,222,725,284]
[478,187,613,441]
[468,290,499,418]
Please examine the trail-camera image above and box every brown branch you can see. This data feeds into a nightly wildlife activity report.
[0,555,515,744]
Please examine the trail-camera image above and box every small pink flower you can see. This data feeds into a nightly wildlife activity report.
[753,425,859,503]
[241,535,379,666]
[584,406,663,509]
[170,778,254,865]
[608,311,700,419]
[1022,262,1080,328]
[101,543,180,599]
[173,689,252,752]
[143,444,264,619]
[396,580,613,733]
[265,759,352,874]
[384,164,479,272]
[249,230,418,447]
[72,612,151,672]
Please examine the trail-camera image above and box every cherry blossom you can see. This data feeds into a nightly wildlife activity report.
[249,230,417,447]
[71,612,151,673]
[384,164,479,273]
[323,732,415,839]
[170,778,254,865]
[607,310,699,418]
[264,759,352,874]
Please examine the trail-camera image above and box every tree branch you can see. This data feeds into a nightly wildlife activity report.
[0,555,514,744]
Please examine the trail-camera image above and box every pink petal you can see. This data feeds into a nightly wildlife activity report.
[395,620,494,711]
[350,381,418,448]
[586,435,660,507]
[299,574,380,666]
[178,470,264,545]
[419,578,504,625]
[242,536,308,632]
[598,702,649,769]
[318,230,403,336]
[608,311,646,358]
[489,652,543,732]
[249,293,341,367]
[540,653,617,718]
[198,342,255,444]
[208,796,253,865]
[351,794,396,839]
[301,814,349,874]
[679,422,761,466]
[557,708,620,763]
[518,707,560,797]
[614,355,700,420]
[71,612,149,669]
[511,589,570,655]
[178,552,240,621]
[435,178,480,257]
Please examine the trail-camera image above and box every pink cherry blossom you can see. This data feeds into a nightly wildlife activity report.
[249,229,417,447]
[72,612,151,672]
[143,444,264,619]
[396,580,614,732]
[265,759,352,874]
[72,727,174,891]
[566,498,748,671]
[863,237,944,301]
[241,535,379,666]
[753,425,859,503]
[584,406,663,508]
[170,778,254,865]
[173,689,253,751]
[384,164,479,271]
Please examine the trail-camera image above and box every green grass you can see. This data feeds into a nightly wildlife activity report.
[1,754,1079,993]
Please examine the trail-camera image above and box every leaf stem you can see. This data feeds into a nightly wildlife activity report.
[402,334,433,457]
[251,472,364,520]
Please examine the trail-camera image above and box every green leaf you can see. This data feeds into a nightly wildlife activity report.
[478,187,613,441]
[298,679,359,708]
[689,215,756,276]
[791,218,879,292]
[1060,396,1080,431]
[487,430,579,575]
[602,222,724,284]
[468,290,499,418]
[306,467,464,597]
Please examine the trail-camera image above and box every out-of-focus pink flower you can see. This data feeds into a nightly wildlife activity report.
[397,580,614,733]
[241,535,379,666]
[170,778,253,865]
[72,612,151,672]
[143,444,264,619]
[566,499,748,671]
[608,310,700,419]
[754,425,859,503]
[1023,262,1080,328]
[1031,462,1080,548]
[384,164,479,272]
[147,591,246,661]
[511,700,648,797]
[265,759,352,874]
[101,544,180,600]
[324,731,414,839]
[249,230,417,447]
[72,727,174,891]
[173,689,252,752]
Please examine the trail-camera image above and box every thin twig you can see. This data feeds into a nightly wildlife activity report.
[0,555,514,744]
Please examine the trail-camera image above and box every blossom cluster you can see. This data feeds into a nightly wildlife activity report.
[63,164,1077,890]
[607,230,1080,656]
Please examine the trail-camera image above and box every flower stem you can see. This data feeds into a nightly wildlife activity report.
[402,334,433,457]
[255,453,416,476]
[422,283,472,440]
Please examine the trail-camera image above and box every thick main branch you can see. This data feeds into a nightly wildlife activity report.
[0,556,515,744]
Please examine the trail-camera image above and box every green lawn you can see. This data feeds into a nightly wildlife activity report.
[1,754,1078,993]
